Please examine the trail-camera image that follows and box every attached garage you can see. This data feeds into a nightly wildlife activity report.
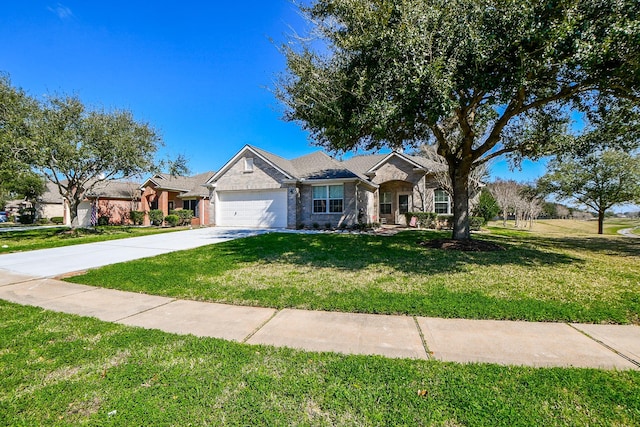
[76,201,92,227]
[216,190,288,228]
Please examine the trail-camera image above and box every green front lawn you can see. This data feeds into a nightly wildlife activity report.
[0,226,188,254]
[67,230,640,324]
[2,301,638,426]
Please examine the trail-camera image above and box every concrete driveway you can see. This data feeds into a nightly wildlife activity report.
[0,227,273,277]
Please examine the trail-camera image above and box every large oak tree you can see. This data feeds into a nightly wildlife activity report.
[30,95,162,225]
[277,0,640,240]
[0,74,44,205]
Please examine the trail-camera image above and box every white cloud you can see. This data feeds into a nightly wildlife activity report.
[47,3,73,20]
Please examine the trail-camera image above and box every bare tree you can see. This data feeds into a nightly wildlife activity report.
[556,204,570,219]
[487,180,520,226]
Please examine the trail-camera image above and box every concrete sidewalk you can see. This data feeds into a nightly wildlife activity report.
[1,270,638,370]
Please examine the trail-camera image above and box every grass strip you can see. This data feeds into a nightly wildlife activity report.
[1,301,639,426]
[66,230,640,324]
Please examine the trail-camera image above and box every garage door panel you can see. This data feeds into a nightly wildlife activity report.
[217,190,287,228]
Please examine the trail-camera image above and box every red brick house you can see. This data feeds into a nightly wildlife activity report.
[140,172,215,226]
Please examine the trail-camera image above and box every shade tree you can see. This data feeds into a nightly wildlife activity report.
[29,95,163,226]
[277,0,640,240]
[538,150,640,234]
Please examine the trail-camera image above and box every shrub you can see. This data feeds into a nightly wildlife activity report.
[165,214,180,227]
[18,208,35,224]
[324,222,332,229]
[312,222,320,229]
[97,215,110,226]
[470,216,485,231]
[296,223,305,230]
[38,218,50,225]
[170,209,193,226]
[149,209,164,226]
[404,212,437,228]
[130,210,145,226]
[436,214,453,229]
[51,216,64,224]
[473,188,500,223]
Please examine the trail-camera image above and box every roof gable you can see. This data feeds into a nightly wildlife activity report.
[365,152,429,174]
[208,145,295,183]
[142,171,215,196]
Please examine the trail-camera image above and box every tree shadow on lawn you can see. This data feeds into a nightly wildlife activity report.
[224,230,581,275]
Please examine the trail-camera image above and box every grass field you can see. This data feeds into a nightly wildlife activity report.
[489,218,640,236]
[0,226,187,254]
[66,224,640,324]
[2,301,639,426]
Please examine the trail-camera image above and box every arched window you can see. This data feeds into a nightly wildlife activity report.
[434,189,451,214]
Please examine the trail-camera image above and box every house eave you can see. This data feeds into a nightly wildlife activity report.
[300,177,379,190]
[208,145,295,183]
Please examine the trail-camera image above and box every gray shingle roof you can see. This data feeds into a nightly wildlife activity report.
[341,154,387,175]
[146,171,215,197]
[38,181,64,203]
[290,151,360,180]
[87,180,141,199]
[249,146,298,178]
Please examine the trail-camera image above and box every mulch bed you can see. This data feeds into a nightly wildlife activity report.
[418,238,505,252]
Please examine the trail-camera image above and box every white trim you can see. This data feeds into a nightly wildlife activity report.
[434,189,451,214]
[366,152,427,174]
[208,145,294,183]
[312,184,344,214]
[301,177,379,191]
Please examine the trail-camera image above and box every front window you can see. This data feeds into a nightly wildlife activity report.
[434,189,451,214]
[313,185,343,213]
[399,194,410,214]
[183,199,199,217]
[380,192,392,215]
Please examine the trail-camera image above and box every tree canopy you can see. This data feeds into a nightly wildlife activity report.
[30,95,162,225]
[1,74,164,226]
[538,150,640,234]
[0,74,40,202]
[277,0,640,240]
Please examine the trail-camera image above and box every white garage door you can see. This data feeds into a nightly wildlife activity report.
[77,201,92,227]
[217,190,288,228]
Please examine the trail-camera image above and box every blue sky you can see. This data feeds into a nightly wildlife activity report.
[2,1,545,183]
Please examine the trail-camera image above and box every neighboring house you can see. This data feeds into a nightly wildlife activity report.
[86,180,142,225]
[35,181,66,223]
[35,180,141,226]
[3,199,32,221]
[140,171,216,226]
[207,145,458,228]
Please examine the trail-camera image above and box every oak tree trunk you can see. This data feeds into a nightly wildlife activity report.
[451,166,471,240]
[597,210,605,235]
